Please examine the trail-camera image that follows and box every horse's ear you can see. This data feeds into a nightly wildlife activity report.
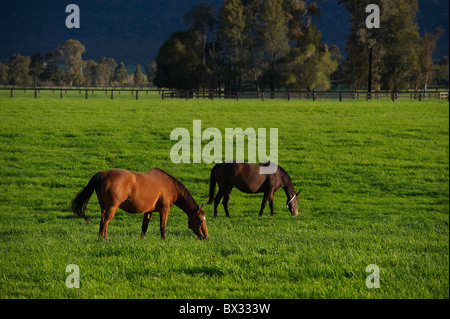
[200,204,204,210]
[296,190,301,197]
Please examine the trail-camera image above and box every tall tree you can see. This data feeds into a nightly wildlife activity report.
[113,62,129,85]
[93,62,110,86]
[56,39,86,85]
[380,1,420,91]
[218,0,246,89]
[258,0,290,92]
[277,1,339,91]
[433,56,449,87]
[414,27,444,91]
[133,64,147,85]
[28,52,45,86]
[97,57,117,85]
[82,60,96,86]
[241,0,264,89]
[339,0,421,91]
[0,63,8,84]
[7,53,31,85]
[184,2,217,76]
[147,60,157,85]
[154,31,204,90]
[40,51,64,85]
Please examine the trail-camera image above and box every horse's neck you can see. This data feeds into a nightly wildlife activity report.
[281,175,295,199]
[283,185,296,199]
[174,190,198,217]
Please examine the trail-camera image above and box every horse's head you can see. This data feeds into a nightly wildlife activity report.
[287,190,301,216]
[188,204,209,239]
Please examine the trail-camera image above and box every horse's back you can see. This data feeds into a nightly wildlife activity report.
[216,162,270,193]
[97,168,172,213]
[97,169,137,202]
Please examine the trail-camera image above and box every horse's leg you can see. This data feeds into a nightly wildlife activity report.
[259,192,271,216]
[159,207,170,239]
[269,193,274,216]
[213,188,224,218]
[99,206,117,239]
[140,212,153,239]
[222,188,232,218]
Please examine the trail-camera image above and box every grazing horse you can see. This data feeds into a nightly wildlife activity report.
[71,168,208,239]
[207,161,300,217]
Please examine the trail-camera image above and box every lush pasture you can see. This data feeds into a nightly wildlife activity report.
[0,90,448,298]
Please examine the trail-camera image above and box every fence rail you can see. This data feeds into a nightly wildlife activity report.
[161,89,449,101]
[1,86,448,101]
[0,86,160,100]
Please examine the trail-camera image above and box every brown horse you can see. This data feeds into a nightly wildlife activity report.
[71,168,208,239]
[207,161,300,217]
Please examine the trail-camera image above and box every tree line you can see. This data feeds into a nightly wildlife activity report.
[154,0,342,92]
[0,39,148,87]
[154,0,448,92]
[0,0,448,91]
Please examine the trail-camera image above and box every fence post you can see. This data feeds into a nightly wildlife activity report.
[85,90,88,99]
[10,88,13,98]
[34,89,37,99]
[111,90,114,100]
[60,89,63,99]
[162,90,165,100]
[339,92,342,102]
[237,92,240,101]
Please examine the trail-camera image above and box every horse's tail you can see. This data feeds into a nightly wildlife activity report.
[71,172,105,223]
[207,164,219,204]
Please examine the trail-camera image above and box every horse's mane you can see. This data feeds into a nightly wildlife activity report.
[277,164,294,189]
[259,161,294,189]
[153,167,199,211]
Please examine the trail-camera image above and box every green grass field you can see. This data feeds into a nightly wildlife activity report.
[0,90,448,298]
